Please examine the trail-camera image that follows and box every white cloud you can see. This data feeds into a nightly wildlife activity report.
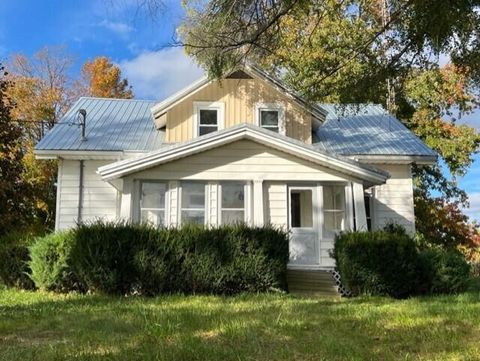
[98,19,134,35]
[464,192,480,222]
[120,47,204,100]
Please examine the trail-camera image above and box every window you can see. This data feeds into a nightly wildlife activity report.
[220,182,246,224]
[323,185,346,238]
[181,182,206,224]
[194,102,224,137]
[140,182,167,226]
[255,103,285,134]
[290,188,313,228]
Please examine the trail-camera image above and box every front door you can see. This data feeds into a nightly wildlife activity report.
[288,186,319,266]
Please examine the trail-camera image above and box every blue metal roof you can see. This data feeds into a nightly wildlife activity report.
[35,97,164,152]
[314,104,437,157]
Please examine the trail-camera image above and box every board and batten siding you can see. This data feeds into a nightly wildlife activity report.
[164,78,312,144]
[56,160,119,230]
[371,164,415,234]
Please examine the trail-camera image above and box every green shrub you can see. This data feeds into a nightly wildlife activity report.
[0,232,35,289]
[69,221,289,295]
[333,230,420,298]
[419,248,471,294]
[29,232,82,292]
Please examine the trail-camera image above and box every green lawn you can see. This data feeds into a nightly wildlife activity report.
[1,288,479,361]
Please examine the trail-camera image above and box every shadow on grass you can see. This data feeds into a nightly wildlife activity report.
[1,291,480,361]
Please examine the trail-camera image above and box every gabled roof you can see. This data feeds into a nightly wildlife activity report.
[150,65,327,127]
[314,104,437,162]
[35,97,164,155]
[98,123,389,185]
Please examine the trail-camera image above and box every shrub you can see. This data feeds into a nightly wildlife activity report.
[333,230,420,298]
[29,231,82,292]
[419,248,471,294]
[69,221,289,295]
[0,232,35,289]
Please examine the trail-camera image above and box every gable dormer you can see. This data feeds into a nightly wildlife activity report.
[151,66,325,144]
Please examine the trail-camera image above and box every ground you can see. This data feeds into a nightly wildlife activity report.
[1,288,479,361]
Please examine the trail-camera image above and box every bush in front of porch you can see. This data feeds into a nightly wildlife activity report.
[28,221,289,295]
[333,228,471,298]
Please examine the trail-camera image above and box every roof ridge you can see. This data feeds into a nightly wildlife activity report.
[78,96,157,103]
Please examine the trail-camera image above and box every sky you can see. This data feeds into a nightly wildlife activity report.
[0,0,478,222]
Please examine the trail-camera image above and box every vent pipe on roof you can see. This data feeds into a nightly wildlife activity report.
[77,109,87,141]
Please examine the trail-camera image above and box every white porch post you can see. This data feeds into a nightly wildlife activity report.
[352,182,367,231]
[120,178,133,220]
[253,179,264,226]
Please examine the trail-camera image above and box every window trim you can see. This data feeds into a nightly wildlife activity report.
[193,101,225,137]
[254,103,286,135]
[218,181,248,225]
[179,181,208,225]
[322,184,347,239]
[138,180,169,226]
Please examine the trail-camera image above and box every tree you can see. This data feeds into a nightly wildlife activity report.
[179,0,480,247]
[6,47,75,231]
[0,64,31,236]
[77,57,133,99]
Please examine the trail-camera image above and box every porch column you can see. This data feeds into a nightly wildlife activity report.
[352,182,368,231]
[253,180,264,226]
[120,178,132,220]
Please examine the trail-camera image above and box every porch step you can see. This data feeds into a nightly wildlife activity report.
[287,270,339,297]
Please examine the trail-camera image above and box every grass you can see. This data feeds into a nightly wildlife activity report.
[1,288,480,361]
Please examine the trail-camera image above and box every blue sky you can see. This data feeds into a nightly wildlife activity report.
[0,0,478,222]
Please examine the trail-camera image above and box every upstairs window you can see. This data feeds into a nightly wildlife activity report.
[255,103,285,134]
[194,102,224,137]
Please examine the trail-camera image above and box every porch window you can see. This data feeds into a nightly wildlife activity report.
[255,103,285,134]
[364,190,373,231]
[194,102,224,136]
[290,189,313,228]
[180,182,206,224]
[323,185,346,238]
[220,182,245,224]
[140,182,167,226]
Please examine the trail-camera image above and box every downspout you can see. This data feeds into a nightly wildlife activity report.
[77,160,84,224]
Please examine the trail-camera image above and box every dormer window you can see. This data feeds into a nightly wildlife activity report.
[194,101,225,137]
[255,103,285,134]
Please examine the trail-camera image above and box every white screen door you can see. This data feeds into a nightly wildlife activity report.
[288,186,319,266]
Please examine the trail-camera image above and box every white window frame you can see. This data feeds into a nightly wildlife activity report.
[254,103,286,135]
[218,181,249,225]
[322,184,347,240]
[193,101,225,137]
[179,181,208,225]
[138,180,169,226]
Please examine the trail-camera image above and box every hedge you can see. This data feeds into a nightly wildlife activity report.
[29,221,289,295]
[333,228,471,298]
[0,232,35,289]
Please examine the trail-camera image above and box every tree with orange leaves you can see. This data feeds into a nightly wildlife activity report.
[77,57,133,99]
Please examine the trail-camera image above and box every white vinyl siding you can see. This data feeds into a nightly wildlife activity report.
[56,160,118,230]
[370,164,415,234]
[130,140,351,182]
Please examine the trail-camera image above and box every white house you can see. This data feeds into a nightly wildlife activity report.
[35,65,436,278]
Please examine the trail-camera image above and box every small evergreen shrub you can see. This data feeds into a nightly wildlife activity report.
[419,248,471,294]
[333,230,420,298]
[29,231,83,292]
[0,232,35,289]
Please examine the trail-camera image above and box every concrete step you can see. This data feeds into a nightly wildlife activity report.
[287,269,339,297]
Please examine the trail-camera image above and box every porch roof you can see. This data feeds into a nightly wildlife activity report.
[97,123,390,185]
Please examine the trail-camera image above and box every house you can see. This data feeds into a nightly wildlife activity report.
[35,65,436,278]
